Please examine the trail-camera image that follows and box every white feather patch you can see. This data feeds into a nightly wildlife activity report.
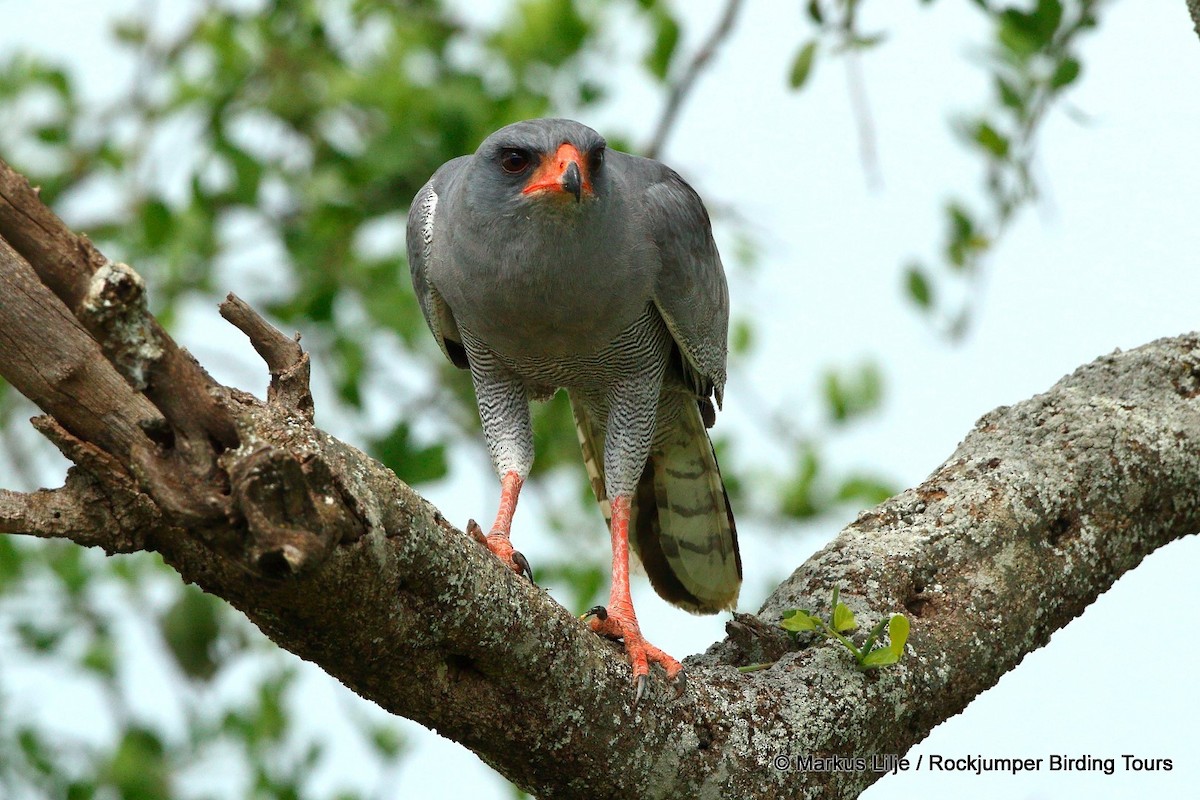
[420,186,438,262]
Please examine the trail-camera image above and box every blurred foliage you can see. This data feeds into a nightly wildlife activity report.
[790,0,1104,338]
[0,542,372,800]
[0,0,1111,796]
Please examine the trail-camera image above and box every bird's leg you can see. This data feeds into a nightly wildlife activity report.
[465,364,535,582]
[586,495,682,702]
[472,470,532,581]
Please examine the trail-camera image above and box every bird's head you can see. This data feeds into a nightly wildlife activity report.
[470,119,607,210]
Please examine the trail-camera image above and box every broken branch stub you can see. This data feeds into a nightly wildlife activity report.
[219,293,314,421]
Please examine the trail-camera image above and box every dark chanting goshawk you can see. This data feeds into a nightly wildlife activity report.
[407,118,741,698]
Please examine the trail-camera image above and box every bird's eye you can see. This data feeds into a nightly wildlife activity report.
[499,149,531,174]
[589,146,605,173]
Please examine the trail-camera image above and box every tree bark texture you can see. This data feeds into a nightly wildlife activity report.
[1,157,1198,799]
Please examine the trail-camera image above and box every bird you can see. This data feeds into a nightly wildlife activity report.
[407,118,740,699]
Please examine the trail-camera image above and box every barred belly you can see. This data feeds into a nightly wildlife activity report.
[461,304,673,402]
[461,303,677,498]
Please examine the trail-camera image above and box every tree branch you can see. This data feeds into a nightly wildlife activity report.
[644,0,745,159]
[1190,0,1200,41]
[219,293,313,420]
[0,160,237,449]
[1,156,1198,798]
[0,235,161,461]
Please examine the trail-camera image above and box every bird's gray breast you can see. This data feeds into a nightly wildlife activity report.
[440,198,659,364]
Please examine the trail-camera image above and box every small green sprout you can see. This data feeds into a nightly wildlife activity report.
[780,587,910,670]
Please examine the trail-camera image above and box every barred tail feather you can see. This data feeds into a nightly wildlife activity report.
[570,391,741,615]
[570,394,611,526]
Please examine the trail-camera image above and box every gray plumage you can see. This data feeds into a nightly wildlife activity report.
[407,118,740,613]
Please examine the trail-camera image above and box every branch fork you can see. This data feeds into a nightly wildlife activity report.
[0,156,333,577]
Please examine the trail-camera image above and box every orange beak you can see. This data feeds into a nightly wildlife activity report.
[521,143,592,202]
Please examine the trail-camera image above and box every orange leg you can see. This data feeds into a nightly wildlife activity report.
[586,495,682,702]
[468,470,533,581]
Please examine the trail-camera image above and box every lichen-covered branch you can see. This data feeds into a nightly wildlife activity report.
[0,236,161,461]
[1,155,1198,799]
[0,159,236,450]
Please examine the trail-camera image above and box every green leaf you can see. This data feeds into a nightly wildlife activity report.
[253,673,290,743]
[788,41,818,91]
[835,474,895,505]
[492,0,591,70]
[225,671,295,748]
[904,264,933,309]
[1034,0,1064,38]
[644,8,680,81]
[861,647,900,667]
[17,727,55,776]
[333,332,365,406]
[1050,57,1081,90]
[832,602,856,633]
[730,317,754,356]
[66,781,97,800]
[34,124,68,144]
[860,614,890,655]
[369,724,406,759]
[106,727,168,800]
[780,609,818,632]
[995,76,1025,112]
[140,199,173,249]
[81,636,117,679]
[780,445,820,519]
[848,33,887,51]
[48,542,90,596]
[945,202,985,270]
[806,0,824,25]
[44,66,72,99]
[822,361,884,424]
[16,621,65,653]
[888,613,910,656]
[369,422,448,485]
[973,121,1009,159]
[997,12,1041,58]
[0,536,23,586]
[112,20,148,45]
[227,145,264,204]
[160,586,222,680]
[531,390,583,474]
[536,560,606,610]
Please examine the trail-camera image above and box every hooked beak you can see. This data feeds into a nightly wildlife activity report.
[561,161,582,202]
[522,143,592,203]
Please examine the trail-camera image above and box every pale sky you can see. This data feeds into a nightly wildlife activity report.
[1,1,1198,799]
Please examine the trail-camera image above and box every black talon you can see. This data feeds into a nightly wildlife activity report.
[634,674,648,706]
[581,605,608,621]
[512,550,535,584]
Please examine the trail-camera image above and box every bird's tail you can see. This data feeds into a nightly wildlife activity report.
[570,391,741,614]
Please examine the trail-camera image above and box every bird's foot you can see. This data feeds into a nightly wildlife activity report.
[466,519,533,583]
[582,605,683,704]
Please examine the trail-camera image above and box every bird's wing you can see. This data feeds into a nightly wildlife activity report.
[638,163,730,406]
[407,157,469,369]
